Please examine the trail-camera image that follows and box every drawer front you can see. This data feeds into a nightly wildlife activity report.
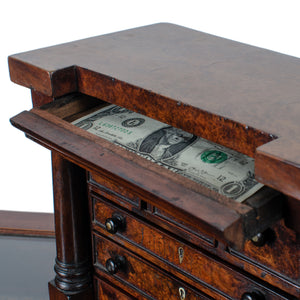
[89,172,215,248]
[241,221,299,282]
[151,206,216,248]
[92,195,292,300]
[95,277,136,300]
[94,233,212,300]
[89,182,216,250]
[227,220,299,297]
[89,172,141,210]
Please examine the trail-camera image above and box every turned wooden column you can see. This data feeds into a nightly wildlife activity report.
[49,151,94,300]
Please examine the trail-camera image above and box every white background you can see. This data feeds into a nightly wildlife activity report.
[1,0,299,213]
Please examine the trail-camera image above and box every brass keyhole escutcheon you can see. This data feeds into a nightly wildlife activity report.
[178,247,184,264]
[179,287,186,300]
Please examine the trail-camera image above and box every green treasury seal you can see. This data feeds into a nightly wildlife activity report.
[201,150,227,164]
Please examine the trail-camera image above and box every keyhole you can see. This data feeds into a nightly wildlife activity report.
[179,287,186,300]
[178,247,184,264]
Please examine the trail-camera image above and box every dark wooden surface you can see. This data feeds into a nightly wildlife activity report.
[50,152,94,299]
[0,210,54,237]
[8,23,300,202]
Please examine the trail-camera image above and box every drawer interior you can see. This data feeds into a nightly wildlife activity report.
[40,93,109,122]
[40,93,271,204]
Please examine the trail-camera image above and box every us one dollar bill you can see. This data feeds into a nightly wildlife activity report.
[73,105,263,202]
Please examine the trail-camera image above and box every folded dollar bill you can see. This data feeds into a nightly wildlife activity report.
[73,104,263,202]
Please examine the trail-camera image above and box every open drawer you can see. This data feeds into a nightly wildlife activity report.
[10,93,283,250]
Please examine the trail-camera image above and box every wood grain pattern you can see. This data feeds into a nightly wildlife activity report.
[89,180,216,249]
[8,23,300,203]
[94,233,217,300]
[94,232,292,300]
[237,220,299,282]
[31,90,54,107]
[76,67,273,158]
[95,277,137,300]
[224,220,300,298]
[91,193,299,298]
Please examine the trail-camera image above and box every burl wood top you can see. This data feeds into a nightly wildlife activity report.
[8,23,300,201]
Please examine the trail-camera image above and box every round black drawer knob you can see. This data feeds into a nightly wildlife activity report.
[105,255,126,275]
[241,291,265,300]
[105,214,125,234]
[251,228,276,247]
[251,232,266,247]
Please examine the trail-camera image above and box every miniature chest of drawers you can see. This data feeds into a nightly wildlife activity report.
[9,23,299,300]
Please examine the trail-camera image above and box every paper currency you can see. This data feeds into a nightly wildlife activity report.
[73,105,263,202]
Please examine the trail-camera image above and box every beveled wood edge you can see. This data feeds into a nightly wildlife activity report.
[8,56,53,96]
[8,56,77,98]
[0,210,55,237]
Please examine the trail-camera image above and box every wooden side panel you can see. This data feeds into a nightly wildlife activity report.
[31,90,54,107]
